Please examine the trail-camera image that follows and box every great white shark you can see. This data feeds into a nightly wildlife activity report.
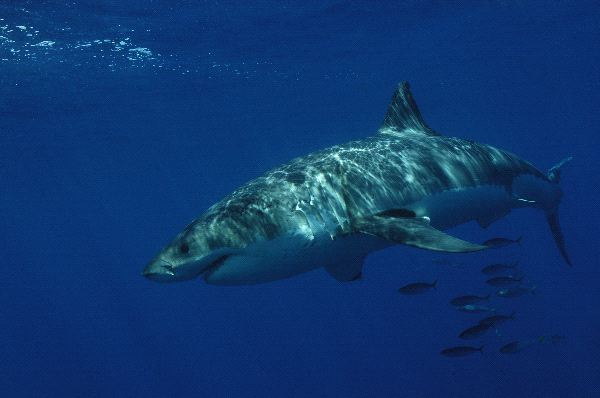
[143,82,571,284]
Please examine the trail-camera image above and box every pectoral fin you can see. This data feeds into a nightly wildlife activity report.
[477,208,511,229]
[324,257,365,282]
[354,215,487,253]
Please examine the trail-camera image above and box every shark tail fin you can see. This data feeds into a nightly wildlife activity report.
[548,157,572,183]
[546,157,572,266]
[547,211,572,266]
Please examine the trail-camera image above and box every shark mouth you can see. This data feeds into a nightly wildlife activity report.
[201,254,230,276]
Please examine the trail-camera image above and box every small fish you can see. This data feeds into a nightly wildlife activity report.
[485,275,523,287]
[441,345,484,357]
[478,312,516,327]
[459,323,493,339]
[398,280,437,295]
[481,262,519,275]
[483,236,522,248]
[450,294,491,307]
[500,336,545,354]
[548,335,566,344]
[496,285,536,298]
[432,258,467,267]
[457,304,496,314]
[500,335,565,354]
[499,341,526,354]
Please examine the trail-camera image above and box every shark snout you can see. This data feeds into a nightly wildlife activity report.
[143,252,225,283]
[142,259,177,283]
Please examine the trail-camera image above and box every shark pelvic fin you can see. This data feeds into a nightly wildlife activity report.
[379,82,439,137]
[477,208,511,229]
[355,215,487,253]
[324,257,365,282]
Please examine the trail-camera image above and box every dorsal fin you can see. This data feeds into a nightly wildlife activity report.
[379,82,439,136]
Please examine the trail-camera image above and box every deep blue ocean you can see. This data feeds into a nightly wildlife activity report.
[2,1,599,397]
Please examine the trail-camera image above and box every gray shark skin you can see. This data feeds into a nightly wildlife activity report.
[143,82,571,285]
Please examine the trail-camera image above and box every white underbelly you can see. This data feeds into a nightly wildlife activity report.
[405,185,513,230]
[203,228,387,285]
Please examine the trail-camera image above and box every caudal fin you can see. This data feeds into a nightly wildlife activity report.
[546,158,572,266]
[548,157,572,183]
[547,212,572,266]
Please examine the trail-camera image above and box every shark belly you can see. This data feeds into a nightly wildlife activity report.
[203,230,388,285]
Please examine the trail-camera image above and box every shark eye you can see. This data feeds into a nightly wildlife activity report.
[179,243,190,254]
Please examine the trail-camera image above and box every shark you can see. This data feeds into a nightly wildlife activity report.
[143,82,571,285]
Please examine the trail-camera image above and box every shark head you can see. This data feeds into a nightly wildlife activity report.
[142,193,329,285]
[142,220,239,283]
[142,198,289,283]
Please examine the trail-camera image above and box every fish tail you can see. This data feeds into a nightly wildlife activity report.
[431,280,438,289]
[478,345,484,354]
[516,236,523,246]
[510,311,516,319]
[551,335,566,344]
[538,335,546,344]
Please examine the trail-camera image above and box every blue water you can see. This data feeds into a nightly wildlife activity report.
[2,1,599,397]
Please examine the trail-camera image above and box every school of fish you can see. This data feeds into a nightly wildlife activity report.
[398,237,564,357]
